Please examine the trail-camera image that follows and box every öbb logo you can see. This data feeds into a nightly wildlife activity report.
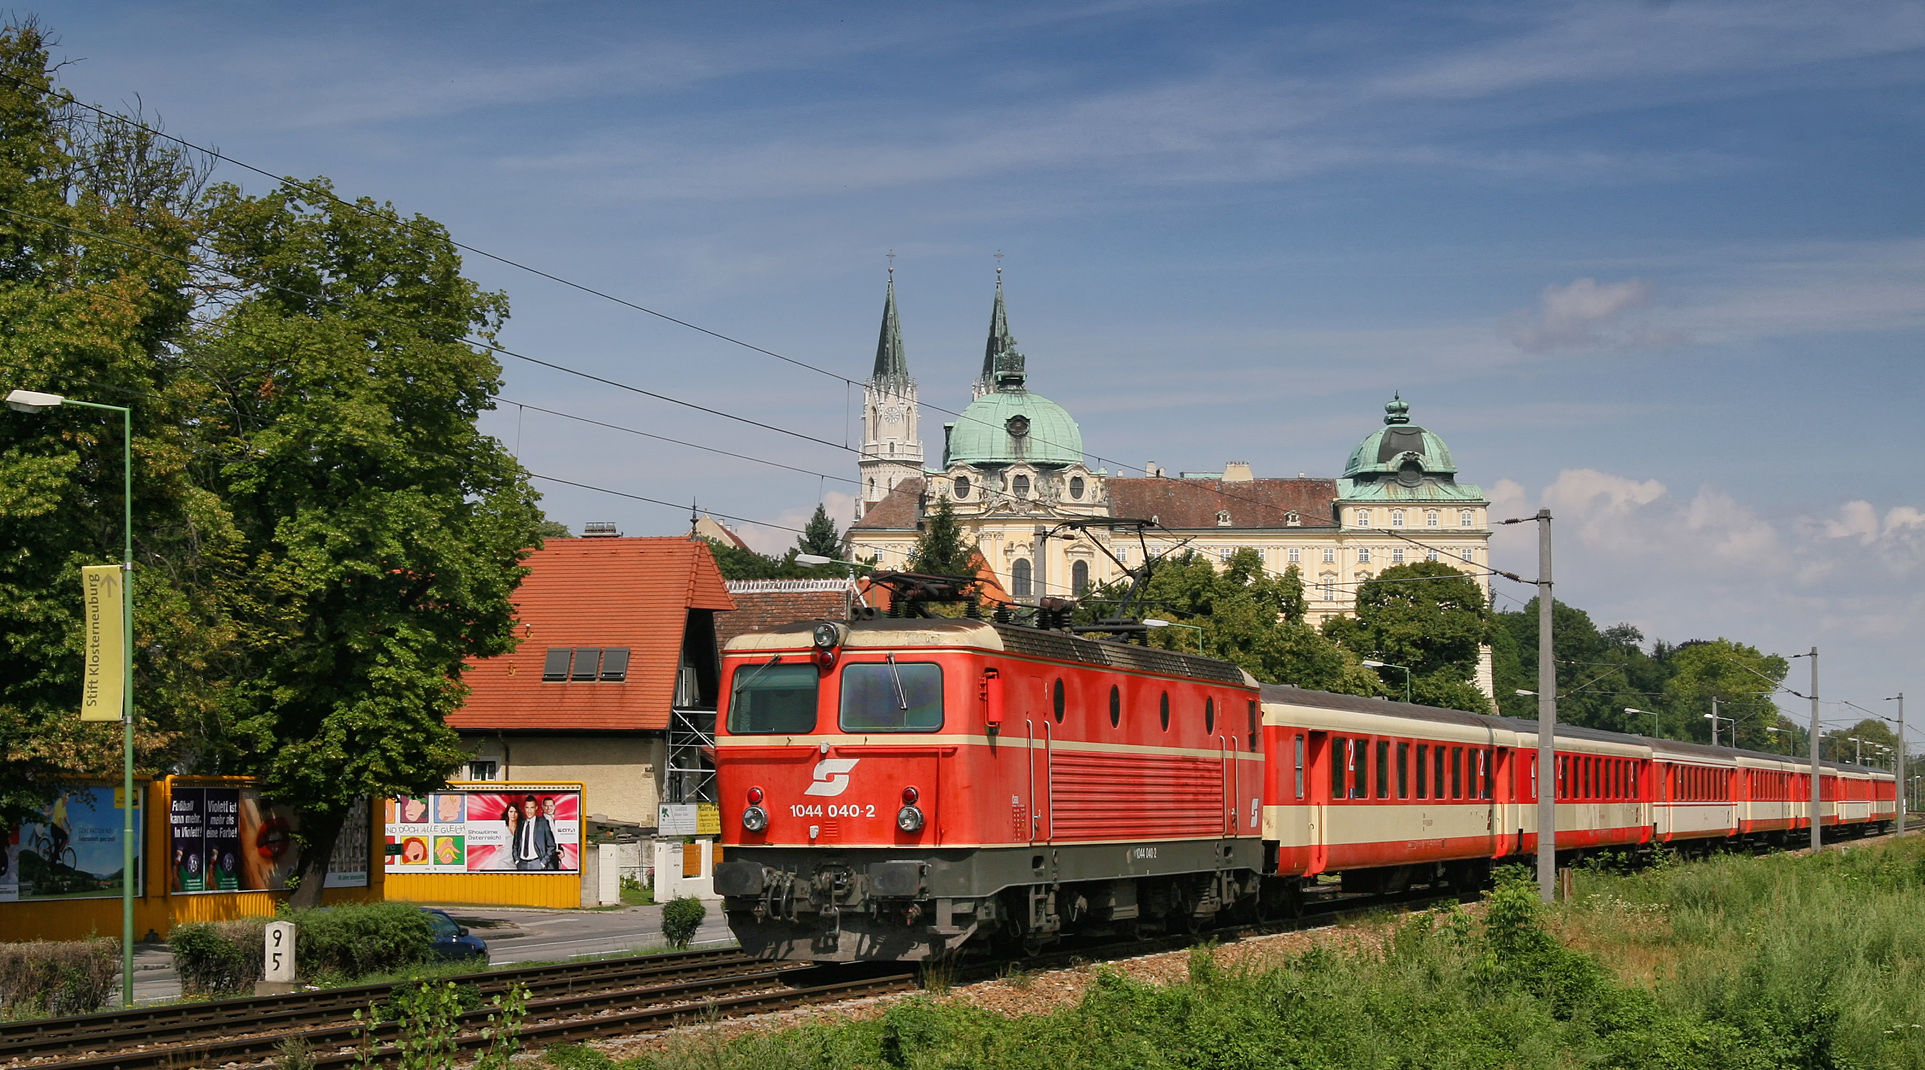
[803,758,861,797]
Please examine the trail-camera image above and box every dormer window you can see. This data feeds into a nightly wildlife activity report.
[1216,510,1232,527]
[954,476,971,499]
[1285,511,1300,527]
[1069,476,1085,500]
[1012,474,1031,497]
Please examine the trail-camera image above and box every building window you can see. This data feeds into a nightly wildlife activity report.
[1011,558,1033,598]
[1071,559,1090,595]
[1012,474,1031,497]
[1357,548,1371,563]
[1392,547,1405,564]
[1356,509,1372,527]
[1323,547,1336,564]
[1218,547,1234,563]
[1285,511,1301,527]
[571,648,602,681]
[1117,546,1130,564]
[1069,476,1085,499]
[1319,574,1337,601]
[467,760,498,782]
[1287,547,1301,564]
[1391,509,1405,527]
[1216,510,1232,526]
[1426,548,1439,562]
[954,476,970,499]
[1461,547,1474,562]
[1460,510,1474,527]
[1426,510,1439,528]
[868,477,875,495]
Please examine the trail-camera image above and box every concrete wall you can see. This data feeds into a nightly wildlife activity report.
[465,734,665,826]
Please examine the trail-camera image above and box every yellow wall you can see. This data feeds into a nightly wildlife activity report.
[0,778,383,944]
[383,872,580,908]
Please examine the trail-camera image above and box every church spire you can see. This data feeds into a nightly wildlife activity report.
[978,264,1025,395]
[871,266,908,390]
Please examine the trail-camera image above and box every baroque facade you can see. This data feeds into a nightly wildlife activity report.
[846,272,1495,695]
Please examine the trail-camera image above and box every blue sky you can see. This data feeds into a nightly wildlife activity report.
[29,1,1925,728]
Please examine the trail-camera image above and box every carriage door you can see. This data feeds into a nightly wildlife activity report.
[1302,731,1330,876]
[1025,675,1051,845]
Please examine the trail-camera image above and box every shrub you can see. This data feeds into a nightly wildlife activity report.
[0,938,118,1016]
[169,922,259,997]
[660,895,706,949]
[284,902,435,982]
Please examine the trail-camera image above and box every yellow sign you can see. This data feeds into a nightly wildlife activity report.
[695,802,721,836]
[80,565,124,721]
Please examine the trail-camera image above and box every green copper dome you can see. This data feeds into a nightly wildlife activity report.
[945,388,1084,467]
[1343,394,1458,480]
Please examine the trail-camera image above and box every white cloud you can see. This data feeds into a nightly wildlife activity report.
[738,491,858,556]
[1501,278,1675,354]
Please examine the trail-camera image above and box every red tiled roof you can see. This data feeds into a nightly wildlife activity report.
[1109,477,1337,530]
[453,538,735,732]
[715,584,852,648]
[849,478,924,530]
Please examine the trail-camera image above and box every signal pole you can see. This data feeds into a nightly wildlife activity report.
[1533,511,1556,903]
[1809,648,1821,852]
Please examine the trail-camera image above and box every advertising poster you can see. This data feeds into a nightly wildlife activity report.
[165,787,370,893]
[0,786,143,901]
[386,787,580,874]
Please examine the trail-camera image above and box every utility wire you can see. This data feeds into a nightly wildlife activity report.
[526,474,806,534]
[504,399,857,486]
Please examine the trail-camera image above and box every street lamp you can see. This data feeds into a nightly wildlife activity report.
[1143,618,1206,656]
[794,553,869,612]
[1625,707,1659,738]
[1362,659,1412,704]
[1705,709,1734,748]
[6,389,136,1006]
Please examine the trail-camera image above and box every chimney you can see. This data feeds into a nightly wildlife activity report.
[581,522,622,538]
[1222,461,1253,483]
[1146,461,1165,478]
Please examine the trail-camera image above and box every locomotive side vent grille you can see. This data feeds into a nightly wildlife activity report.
[993,624,1244,684]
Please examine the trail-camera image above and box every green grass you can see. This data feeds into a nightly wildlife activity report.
[538,844,1925,1070]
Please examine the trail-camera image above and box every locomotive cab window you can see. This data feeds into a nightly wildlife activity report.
[727,662,819,734]
[840,662,943,732]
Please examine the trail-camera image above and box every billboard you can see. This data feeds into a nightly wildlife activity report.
[167,787,369,893]
[0,786,143,901]
[386,787,580,873]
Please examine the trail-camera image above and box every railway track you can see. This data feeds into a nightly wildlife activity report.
[3,884,1472,1070]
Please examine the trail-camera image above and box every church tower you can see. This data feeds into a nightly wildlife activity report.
[856,268,922,519]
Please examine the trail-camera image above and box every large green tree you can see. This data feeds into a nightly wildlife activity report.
[1494,597,1675,732]
[905,498,975,577]
[185,178,544,904]
[0,21,226,829]
[1661,639,1788,750]
[796,503,841,558]
[1324,560,1493,713]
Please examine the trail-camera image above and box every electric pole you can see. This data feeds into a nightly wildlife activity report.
[1534,510,1555,903]
[1809,647,1821,852]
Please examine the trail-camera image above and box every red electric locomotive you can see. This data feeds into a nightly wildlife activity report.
[712,616,1265,961]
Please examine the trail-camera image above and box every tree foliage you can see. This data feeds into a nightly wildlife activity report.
[796,503,841,558]
[905,498,975,577]
[1324,561,1493,713]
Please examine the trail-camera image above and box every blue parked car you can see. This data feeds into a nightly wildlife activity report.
[423,908,488,962]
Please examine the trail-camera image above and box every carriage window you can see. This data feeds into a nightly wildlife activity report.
[727,662,819,734]
[1397,743,1410,799]
[1434,746,1446,799]
[1294,734,1306,799]
[839,662,944,732]
[1331,737,1346,798]
[1248,701,1259,753]
[1351,740,1368,799]
[1416,745,1429,799]
[1377,741,1391,799]
[1451,747,1463,799]
[1482,750,1493,799]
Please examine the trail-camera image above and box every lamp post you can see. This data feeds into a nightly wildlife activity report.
[1499,509,1557,903]
[1143,618,1205,656]
[1370,654,1416,708]
[5,389,136,1006]
[1888,693,1906,835]
[1626,707,1659,738]
[795,553,868,614]
[1705,696,1733,748]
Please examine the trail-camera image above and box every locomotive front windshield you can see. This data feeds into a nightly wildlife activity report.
[728,662,819,734]
[840,662,943,732]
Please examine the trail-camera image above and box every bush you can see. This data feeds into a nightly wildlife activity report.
[284,902,434,982]
[169,922,259,997]
[0,938,118,1016]
[660,895,706,949]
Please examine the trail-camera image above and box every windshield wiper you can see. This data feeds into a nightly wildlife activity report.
[732,655,782,693]
[885,653,908,710]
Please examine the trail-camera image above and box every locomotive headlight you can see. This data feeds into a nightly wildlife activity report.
[741,805,768,832]
[812,622,841,649]
[896,805,925,833]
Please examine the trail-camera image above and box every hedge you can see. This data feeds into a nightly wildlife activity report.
[170,902,435,995]
[0,938,118,1016]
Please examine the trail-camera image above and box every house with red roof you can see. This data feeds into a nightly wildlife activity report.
[451,535,735,827]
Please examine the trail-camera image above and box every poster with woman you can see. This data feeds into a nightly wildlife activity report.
[383,787,579,874]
